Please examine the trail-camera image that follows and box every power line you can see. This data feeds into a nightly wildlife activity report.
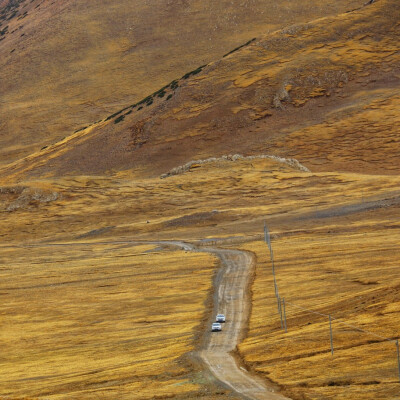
[285,300,397,343]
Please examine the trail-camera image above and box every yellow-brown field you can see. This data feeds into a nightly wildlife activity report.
[2,0,400,398]
[237,228,400,399]
[0,242,223,399]
[1,158,400,398]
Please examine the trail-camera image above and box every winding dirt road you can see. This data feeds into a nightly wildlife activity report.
[166,241,288,400]
[23,239,288,399]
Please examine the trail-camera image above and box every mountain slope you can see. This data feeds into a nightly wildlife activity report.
[1,0,398,182]
[0,0,362,167]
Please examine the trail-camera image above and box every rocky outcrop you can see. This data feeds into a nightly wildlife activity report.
[1,186,59,212]
[160,154,310,178]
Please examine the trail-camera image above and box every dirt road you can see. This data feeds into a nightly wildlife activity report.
[22,239,288,399]
[166,242,288,400]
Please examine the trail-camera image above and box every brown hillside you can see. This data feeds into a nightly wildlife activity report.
[0,0,362,167]
[1,0,398,182]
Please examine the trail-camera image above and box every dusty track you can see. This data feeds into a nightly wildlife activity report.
[165,241,288,399]
[21,239,288,399]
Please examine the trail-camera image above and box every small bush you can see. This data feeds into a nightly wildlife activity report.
[0,26,9,36]
[74,126,88,133]
[105,110,123,121]
[114,115,125,124]
[7,11,17,20]
[169,80,179,90]
[223,38,256,58]
[182,65,206,80]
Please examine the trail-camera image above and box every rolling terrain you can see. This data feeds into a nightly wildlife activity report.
[0,0,361,166]
[2,157,400,399]
[1,0,398,181]
[1,0,400,399]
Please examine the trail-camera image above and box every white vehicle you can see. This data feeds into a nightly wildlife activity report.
[211,322,222,332]
[216,314,226,323]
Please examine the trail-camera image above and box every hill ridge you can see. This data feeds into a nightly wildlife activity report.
[2,0,399,181]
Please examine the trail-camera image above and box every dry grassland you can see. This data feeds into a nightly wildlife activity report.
[0,242,219,399]
[237,225,400,399]
[1,158,400,399]
[0,0,360,166]
[3,0,397,179]
[1,1,399,399]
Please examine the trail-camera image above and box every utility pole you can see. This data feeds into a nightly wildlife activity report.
[282,297,287,333]
[329,315,334,355]
[396,340,400,383]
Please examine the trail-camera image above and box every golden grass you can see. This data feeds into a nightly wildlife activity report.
[2,1,397,180]
[1,1,399,398]
[236,214,400,399]
[0,243,217,399]
[1,158,400,398]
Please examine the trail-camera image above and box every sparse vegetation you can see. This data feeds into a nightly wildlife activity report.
[101,63,205,120]
[114,114,125,123]
[74,126,88,133]
[0,26,9,36]
[223,38,256,58]
[182,65,206,79]
[1,1,399,399]
[105,110,124,121]
[170,80,179,90]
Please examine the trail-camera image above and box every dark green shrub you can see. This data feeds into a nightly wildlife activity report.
[114,115,125,124]
[0,26,9,36]
[170,80,179,90]
[105,110,123,121]
[74,126,88,133]
[182,65,206,79]
[223,38,256,58]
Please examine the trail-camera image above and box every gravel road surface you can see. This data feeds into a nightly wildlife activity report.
[167,242,288,400]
